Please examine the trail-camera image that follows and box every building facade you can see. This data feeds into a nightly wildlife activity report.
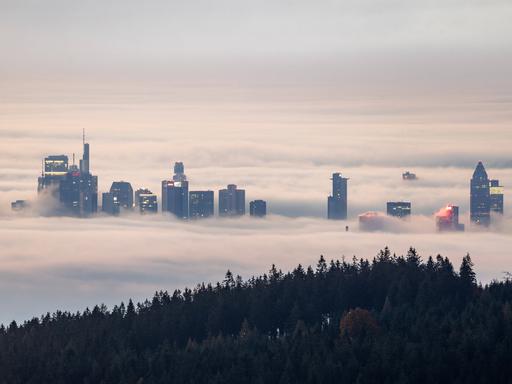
[110,181,134,210]
[490,179,504,215]
[135,188,158,213]
[189,191,214,218]
[219,184,245,216]
[436,205,465,232]
[386,201,411,218]
[249,200,267,217]
[470,162,491,226]
[327,172,348,220]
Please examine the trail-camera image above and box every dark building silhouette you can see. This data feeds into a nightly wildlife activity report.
[386,201,411,218]
[173,162,186,181]
[436,205,464,232]
[102,192,120,215]
[189,191,214,218]
[135,188,158,213]
[58,136,98,217]
[402,171,417,181]
[470,162,491,226]
[37,155,69,193]
[162,162,189,219]
[110,181,133,210]
[327,172,348,220]
[162,180,189,219]
[250,200,267,217]
[219,184,245,216]
[11,200,29,211]
[490,179,504,215]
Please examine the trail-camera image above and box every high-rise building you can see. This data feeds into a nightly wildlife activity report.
[470,162,491,226]
[135,188,158,213]
[249,200,267,217]
[189,191,214,218]
[162,180,189,219]
[110,181,134,210]
[58,135,98,216]
[436,205,464,232]
[102,192,120,215]
[162,162,189,219]
[219,184,245,216]
[37,155,69,193]
[490,179,504,215]
[327,173,348,220]
[386,201,411,218]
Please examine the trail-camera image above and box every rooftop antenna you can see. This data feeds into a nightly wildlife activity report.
[83,128,85,145]
[73,153,75,166]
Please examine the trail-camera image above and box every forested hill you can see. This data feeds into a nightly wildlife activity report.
[1,248,512,383]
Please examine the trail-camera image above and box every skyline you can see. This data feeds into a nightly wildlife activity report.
[0,0,511,326]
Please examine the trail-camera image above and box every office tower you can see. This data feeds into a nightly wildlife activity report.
[110,181,134,210]
[386,201,411,218]
[162,180,189,219]
[490,179,504,214]
[402,171,417,181]
[189,191,214,218]
[219,184,245,216]
[58,135,98,216]
[135,188,158,213]
[327,172,348,220]
[436,205,465,232]
[249,200,267,217]
[37,155,69,193]
[470,162,491,226]
[358,212,386,232]
[102,192,120,215]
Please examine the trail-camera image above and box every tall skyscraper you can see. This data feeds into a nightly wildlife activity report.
[162,162,189,219]
[327,172,348,220]
[490,179,504,214]
[386,201,411,218]
[135,188,158,213]
[59,135,98,216]
[110,181,134,210]
[470,162,491,226]
[219,184,245,216]
[249,200,267,217]
[436,205,464,232]
[189,191,214,218]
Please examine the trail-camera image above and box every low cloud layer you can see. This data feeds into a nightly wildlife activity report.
[0,214,511,325]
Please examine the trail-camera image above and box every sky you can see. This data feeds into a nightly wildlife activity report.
[0,0,511,324]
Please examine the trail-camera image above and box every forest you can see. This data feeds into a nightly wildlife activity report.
[1,247,512,383]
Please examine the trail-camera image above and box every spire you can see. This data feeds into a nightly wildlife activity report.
[472,161,488,180]
[83,128,85,145]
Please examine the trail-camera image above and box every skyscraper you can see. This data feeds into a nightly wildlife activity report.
[135,188,158,213]
[386,201,411,218]
[59,135,98,216]
[470,162,491,226]
[327,172,348,220]
[162,162,189,219]
[436,205,464,232]
[249,200,267,217]
[110,181,134,210]
[219,184,245,216]
[490,179,504,215]
[189,191,214,218]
